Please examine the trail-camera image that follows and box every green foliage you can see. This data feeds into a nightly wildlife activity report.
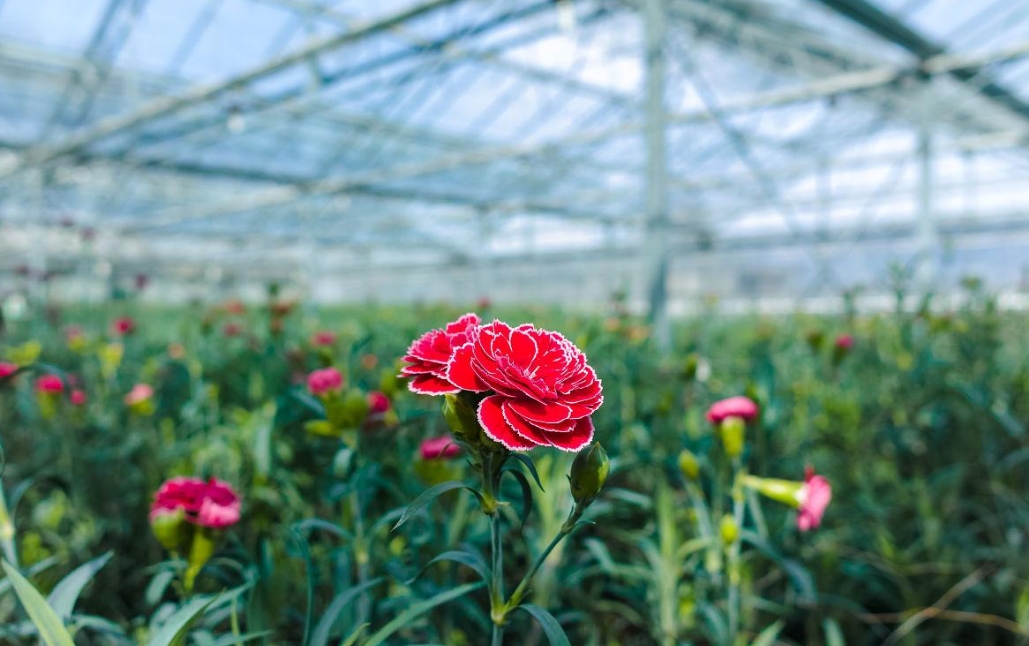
[0,288,1028,644]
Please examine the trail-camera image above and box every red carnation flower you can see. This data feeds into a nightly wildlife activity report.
[420,435,461,460]
[706,396,759,424]
[36,374,64,394]
[150,476,241,529]
[400,314,480,395]
[446,320,603,452]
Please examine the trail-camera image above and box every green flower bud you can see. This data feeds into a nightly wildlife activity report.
[719,513,738,545]
[569,442,610,504]
[738,474,804,509]
[150,507,189,552]
[442,393,481,446]
[678,449,700,481]
[332,447,355,479]
[184,527,217,592]
[720,416,746,458]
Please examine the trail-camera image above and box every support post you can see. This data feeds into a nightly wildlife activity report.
[643,0,670,350]
[915,114,937,293]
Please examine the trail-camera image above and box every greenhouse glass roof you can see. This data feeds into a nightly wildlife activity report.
[1,0,1028,303]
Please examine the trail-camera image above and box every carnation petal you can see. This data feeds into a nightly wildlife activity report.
[478,396,536,451]
[409,375,460,395]
[507,398,572,425]
[447,344,488,392]
[542,416,594,452]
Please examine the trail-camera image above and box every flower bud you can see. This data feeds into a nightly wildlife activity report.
[678,449,700,481]
[738,474,804,508]
[442,393,481,446]
[720,416,746,458]
[569,442,609,504]
[719,514,738,545]
[150,507,188,552]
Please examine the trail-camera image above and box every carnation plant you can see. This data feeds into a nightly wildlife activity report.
[397,314,608,645]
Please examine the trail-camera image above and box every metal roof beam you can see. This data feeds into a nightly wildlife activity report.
[813,0,1029,123]
[0,0,463,179]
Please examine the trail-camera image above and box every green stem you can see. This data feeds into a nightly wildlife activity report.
[504,505,581,612]
[0,479,17,568]
[490,513,505,646]
[726,464,746,646]
[351,486,371,625]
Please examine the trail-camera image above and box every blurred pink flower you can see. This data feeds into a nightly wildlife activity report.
[0,362,17,380]
[311,330,337,346]
[706,396,759,424]
[797,467,832,532]
[36,374,64,394]
[71,390,87,406]
[420,435,461,460]
[124,383,154,406]
[150,476,241,529]
[307,367,343,396]
[834,334,854,350]
[111,316,136,336]
[367,391,391,414]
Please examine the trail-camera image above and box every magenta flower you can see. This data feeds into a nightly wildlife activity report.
[367,391,391,414]
[797,467,832,532]
[420,435,461,460]
[0,362,17,380]
[834,334,854,350]
[399,314,480,395]
[71,390,87,406]
[706,396,759,424]
[36,375,64,394]
[307,367,343,396]
[111,316,136,336]
[150,477,241,529]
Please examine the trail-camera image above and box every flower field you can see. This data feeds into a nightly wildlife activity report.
[1,286,1028,645]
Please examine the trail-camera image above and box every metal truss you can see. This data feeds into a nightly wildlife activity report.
[1,0,1028,304]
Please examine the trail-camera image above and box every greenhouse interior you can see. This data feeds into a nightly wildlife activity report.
[2,0,1029,644]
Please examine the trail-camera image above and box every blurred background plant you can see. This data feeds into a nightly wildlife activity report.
[0,278,1027,645]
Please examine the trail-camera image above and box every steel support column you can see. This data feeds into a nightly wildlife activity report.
[644,0,670,349]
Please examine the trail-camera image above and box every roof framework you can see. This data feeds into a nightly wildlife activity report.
[1,0,1029,308]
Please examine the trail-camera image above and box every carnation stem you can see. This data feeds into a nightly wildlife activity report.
[504,503,582,612]
[481,450,508,646]
[0,479,18,568]
[726,462,747,646]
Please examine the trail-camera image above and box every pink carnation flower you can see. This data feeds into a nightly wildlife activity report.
[111,316,136,336]
[124,383,154,406]
[311,331,337,346]
[367,391,391,414]
[834,334,854,350]
[71,390,87,406]
[420,436,461,460]
[36,375,64,394]
[0,362,17,380]
[307,367,343,395]
[150,476,241,529]
[797,467,832,532]
[706,396,759,424]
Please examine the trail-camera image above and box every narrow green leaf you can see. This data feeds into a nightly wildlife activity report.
[211,631,274,646]
[1,560,75,646]
[504,469,534,528]
[823,617,846,646]
[147,594,218,646]
[752,620,785,646]
[517,604,571,646]
[47,551,113,621]
[361,582,484,646]
[406,550,490,586]
[339,624,367,646]
[392,481,472,530]
[507,453,545,491]
[308,577,383,646]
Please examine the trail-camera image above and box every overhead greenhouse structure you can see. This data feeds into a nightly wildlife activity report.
[1,0,1027,316]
